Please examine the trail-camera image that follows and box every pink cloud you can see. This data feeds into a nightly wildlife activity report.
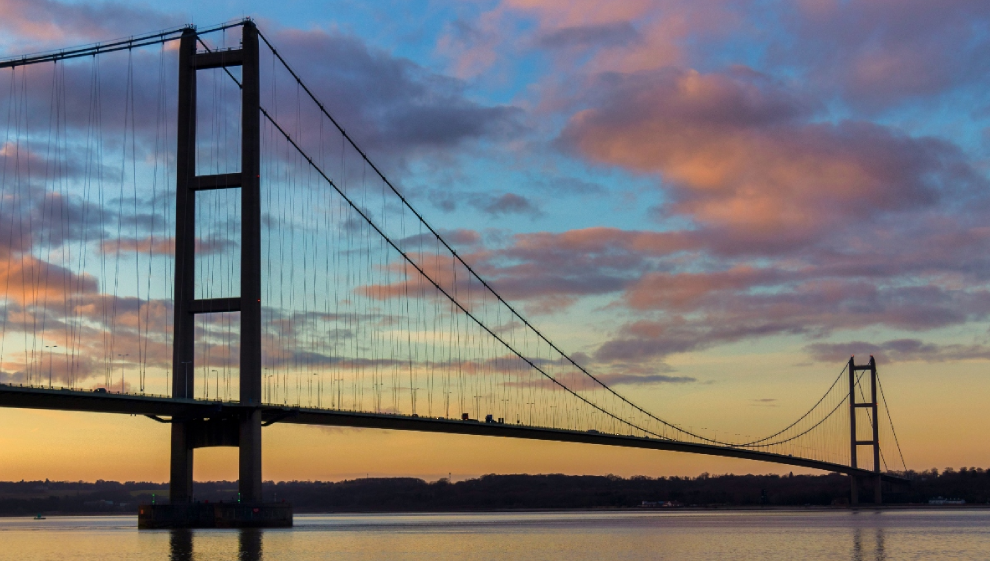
[623,267,782,311]
[442,0,747,86]
[501,0,990,112]
[558,67,981,249]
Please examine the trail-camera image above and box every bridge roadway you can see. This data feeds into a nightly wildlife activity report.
[0,384,905,483]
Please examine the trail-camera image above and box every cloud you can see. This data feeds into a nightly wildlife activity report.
[499,0,990,111]
[594,328,701,364]
[373,216,990,366]
[559,67,982,251]
[594,282,990,364]
[0,0,183,52]
[536,22,640,50]
[397,229,482,252]
[479,0,750,77]
[355,186,990,369]
[472,193,541,217]
[776,0,990,110]
[475,1,990,377]
[501,0,657,28]
[257,26,523,160]
[805,339,990,364]
[0,6,524,204]
[429,191,542,217]
[101,236,236,256]
[622,267,783,311]
[0,289,176,387]
[435,15,506,79]
[358,227,657,312]
[472,227,697,309]
[597,372,695,385]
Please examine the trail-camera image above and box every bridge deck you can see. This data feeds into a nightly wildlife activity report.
[0,384,905,483]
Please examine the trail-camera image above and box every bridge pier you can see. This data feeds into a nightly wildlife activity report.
[239,410,263,502]
[169,422,194,503]
[851,474,884,507]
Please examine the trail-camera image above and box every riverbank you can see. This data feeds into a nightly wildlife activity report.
[1,469,985,516]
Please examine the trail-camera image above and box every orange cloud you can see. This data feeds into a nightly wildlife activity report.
[0,254,97,306]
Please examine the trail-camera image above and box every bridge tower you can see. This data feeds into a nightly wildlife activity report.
[170,21,263,505]
[848,356,882,506]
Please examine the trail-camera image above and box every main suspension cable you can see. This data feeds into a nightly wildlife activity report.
[254,29,810,447]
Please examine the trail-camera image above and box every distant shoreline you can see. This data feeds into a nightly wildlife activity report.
[4,504,988,518]
[1,471,986,516]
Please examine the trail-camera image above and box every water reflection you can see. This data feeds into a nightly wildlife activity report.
[169,530,193,561]
[6,511,984,560]
[168,528,263,560]
[852,526,886,561]
[239,529,263,561]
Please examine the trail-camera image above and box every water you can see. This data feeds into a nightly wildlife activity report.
[0,510,987,560]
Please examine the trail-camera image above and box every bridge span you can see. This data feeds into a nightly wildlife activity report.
[0,383,906,484]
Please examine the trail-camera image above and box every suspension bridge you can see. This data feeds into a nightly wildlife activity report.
[0,19,907,526]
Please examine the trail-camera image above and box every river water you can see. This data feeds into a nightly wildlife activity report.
[0,509,986,560]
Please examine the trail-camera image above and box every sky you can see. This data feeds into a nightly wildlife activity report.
[0,0,989,483]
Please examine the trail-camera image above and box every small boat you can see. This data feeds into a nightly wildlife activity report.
[34,514,46,520]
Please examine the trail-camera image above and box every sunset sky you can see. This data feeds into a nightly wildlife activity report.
[1,0,989,483]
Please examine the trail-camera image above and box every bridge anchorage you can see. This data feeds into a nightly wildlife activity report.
[0,19,909,528]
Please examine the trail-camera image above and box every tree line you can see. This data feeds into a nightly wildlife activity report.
[0,468,985,515]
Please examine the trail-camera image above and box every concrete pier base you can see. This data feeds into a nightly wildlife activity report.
[138,502,292,529]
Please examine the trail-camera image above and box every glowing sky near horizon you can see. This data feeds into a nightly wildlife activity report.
[1,0,989,482]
